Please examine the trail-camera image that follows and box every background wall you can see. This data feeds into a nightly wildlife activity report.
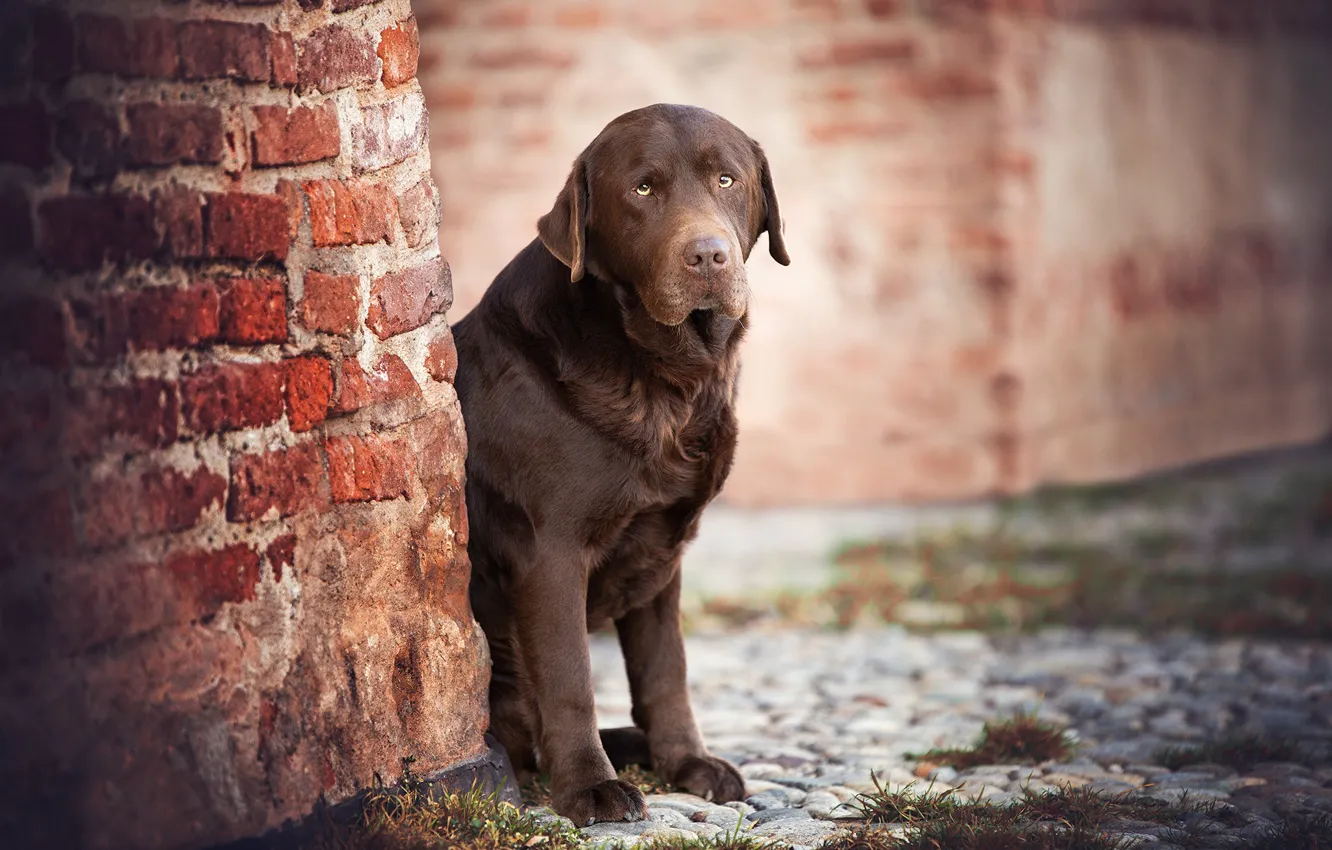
[0,2,485,848]
[417,0,1332,507]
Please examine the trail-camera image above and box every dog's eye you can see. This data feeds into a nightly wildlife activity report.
[718,174,734,188]
[635,183,652,196]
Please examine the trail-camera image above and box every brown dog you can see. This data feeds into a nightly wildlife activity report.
[452,104,789,826]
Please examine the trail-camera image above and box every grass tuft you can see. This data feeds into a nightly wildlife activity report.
[637,825,782,849]
[909,713,1076,769]
[325,757,583,850]
[521,764,675,809]
[1247,811,1332,850]
[1155,733,1308,771]
[849,775,963,824]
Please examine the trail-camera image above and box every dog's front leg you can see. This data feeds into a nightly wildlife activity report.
[615,569,745,803]
[512,558,648,826]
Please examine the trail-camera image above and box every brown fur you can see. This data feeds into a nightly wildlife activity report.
[452,104,788,826]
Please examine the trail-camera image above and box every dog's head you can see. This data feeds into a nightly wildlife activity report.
[538,104,790,326]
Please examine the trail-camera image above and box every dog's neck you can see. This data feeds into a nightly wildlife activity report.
[603,277,745,391]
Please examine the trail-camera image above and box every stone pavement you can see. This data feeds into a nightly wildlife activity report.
[532,626,1332,848]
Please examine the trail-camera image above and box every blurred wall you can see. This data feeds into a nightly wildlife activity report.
[417,0,1332,507]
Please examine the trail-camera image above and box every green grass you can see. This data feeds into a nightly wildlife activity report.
[821,780,1243,850]
[521,764,675,809]
[908,713,1077,770]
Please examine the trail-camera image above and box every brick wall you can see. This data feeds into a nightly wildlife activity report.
[418,0,1332,506]
[0,2,486,848]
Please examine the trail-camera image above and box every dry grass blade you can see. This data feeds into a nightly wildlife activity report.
[909,712,1076,769]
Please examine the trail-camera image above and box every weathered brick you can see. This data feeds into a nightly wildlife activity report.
[424,328,458,384]
[165,544,262,614]
[398,179,438,248]
[0,295,65,370]
[0,181,32,258]
[366,257,451,339]
[325,434,412,503]
[470,46,575,70]
[265,535,296,581]
[377,18,419,87]
[76,15,179,78]
[298,24,379,91]
[54,100,123,180]
[335,353,422,413]
[125,285,222,352]
[351,92,426,172]
[39,195,155,271]
[251,102,340,166]
[271,29,298,87]
[126,103,224,166]
[78,464,226,550]
[219,277,288,344]
[227,442,324,522]
[300,271,361,335]
[63,380,180,458]
[331,0,378,11]
[180,363,285,435]
[800,37,917,68]
[305,179,396,246]
[0,101,53,171]
[31,7,75,82]
[284,356,334,432]
[178,20,271,82]
[155,188,205,259]
[205,192,291,262]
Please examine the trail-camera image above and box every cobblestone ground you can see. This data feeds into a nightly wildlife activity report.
[540,627,1331,848]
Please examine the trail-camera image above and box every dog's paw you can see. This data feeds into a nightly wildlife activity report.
[556,778,649,827]
[669,754,746,803]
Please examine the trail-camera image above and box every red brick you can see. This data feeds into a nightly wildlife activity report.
[31,8,75,82]
[39,195,155,271]
[331,0,377,9]
[893,69,998,100]
[63,380,180,458]
[125,103,224,166]
[554,3,605,28]
[0,101,53,171]
[228,442,324,522]
[155,188,205,259]
[180,363,285,435]
[806,119,911,144]
[865,0,902,16]
[305,179,396,247]
[325,434,412,503]
[284,356,334,432]
[75,15,179,78]
[335,353,422,413]
[0,295,65,370]
[251,102,339,167]
[0,181,32,258]
[165,544,262,614]
[366,257,451,339]
[265,535,296,581]
[424,328,458,384]
[126,285,222,352]
[298,24,379,91]
[300,271,360,335]
[800,37,917,68]
[178,20,271,82]
[398,179,438,248]
[54,100,123,180]
[377,18,419,87]
[219,277,288,344]
[470,46,575,70]
[205,192,291,262]
[78,464,227,550]
[271,30,298,87]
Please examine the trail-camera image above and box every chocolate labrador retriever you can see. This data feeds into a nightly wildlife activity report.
[452,103,789,826]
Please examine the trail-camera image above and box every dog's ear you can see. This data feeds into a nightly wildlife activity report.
[754,142,790,267]
[537,155,589,282]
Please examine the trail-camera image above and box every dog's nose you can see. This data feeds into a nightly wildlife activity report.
[683,237,730,271]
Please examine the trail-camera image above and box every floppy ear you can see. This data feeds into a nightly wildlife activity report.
[537,156,589,282]
[755,144,790,266]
